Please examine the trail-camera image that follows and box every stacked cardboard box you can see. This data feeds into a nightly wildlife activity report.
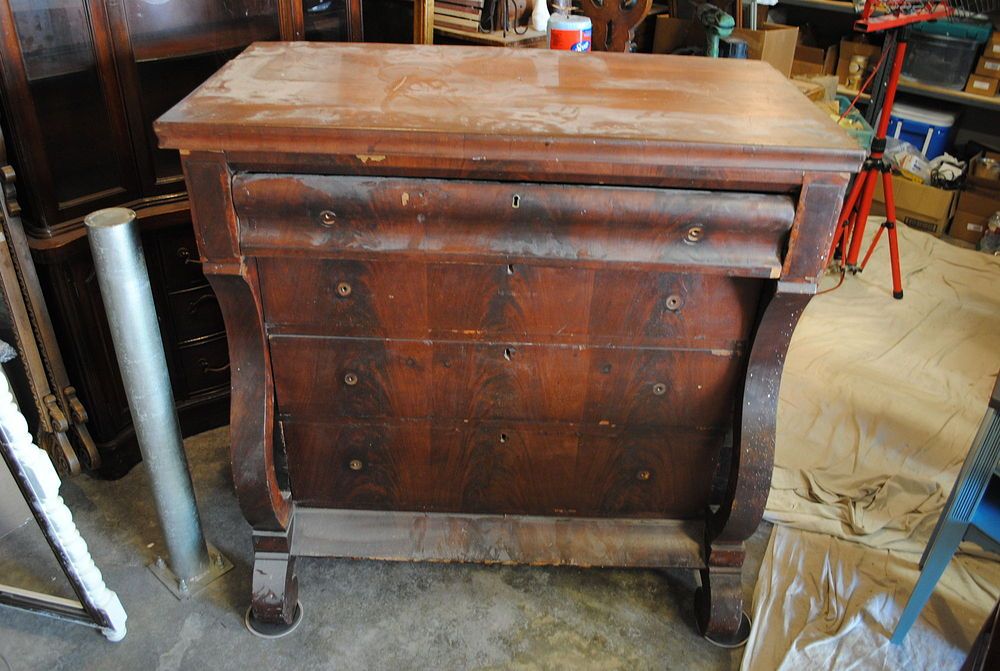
[967,33,1000,97]
[949,150,1000,245]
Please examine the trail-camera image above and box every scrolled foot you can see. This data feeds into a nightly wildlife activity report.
[694,566,750,647]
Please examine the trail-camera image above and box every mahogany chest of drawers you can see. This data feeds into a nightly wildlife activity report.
[156,42,863,640]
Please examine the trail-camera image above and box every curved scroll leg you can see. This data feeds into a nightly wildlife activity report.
[184,152,294,629]
[246,524,302,637]
[698,286,812,642]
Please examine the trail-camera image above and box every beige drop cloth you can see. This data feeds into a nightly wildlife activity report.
[741,223,1000,671]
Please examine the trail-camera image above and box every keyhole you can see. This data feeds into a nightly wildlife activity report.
[499,433,509,444]
[503,347,515,361]
[506,264,515,275]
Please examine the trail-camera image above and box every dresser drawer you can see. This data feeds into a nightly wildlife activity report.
[234,175,795,277]
[176,336,230,394]
[270,335,743,428]
[259,258,761,347]
[283,419,720,517]
[156,226,210,292]
[166,286,225,343]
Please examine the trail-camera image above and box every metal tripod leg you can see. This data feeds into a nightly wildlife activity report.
[859,169,904,299]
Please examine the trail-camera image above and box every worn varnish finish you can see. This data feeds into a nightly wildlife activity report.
[156,43,863,639]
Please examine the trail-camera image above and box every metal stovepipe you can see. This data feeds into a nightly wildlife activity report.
[85,207,211,584]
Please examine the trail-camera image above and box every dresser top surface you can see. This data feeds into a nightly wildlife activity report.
[156,42,862,167]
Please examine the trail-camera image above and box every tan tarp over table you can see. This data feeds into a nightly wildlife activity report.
[742,223,1000,670]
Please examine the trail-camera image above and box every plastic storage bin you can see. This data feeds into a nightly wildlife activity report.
[836,96,875,151]
[901,30,980,90]
[888,102,958,160]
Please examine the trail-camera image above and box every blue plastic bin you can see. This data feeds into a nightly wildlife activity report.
[888,102,958,160]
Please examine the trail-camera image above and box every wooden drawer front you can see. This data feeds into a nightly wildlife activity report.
[157,227,209,292]
[234,175,794,276]
[177,336,230,394]
[259,258,761,347]
[270,336,742,428]
[166,286,225,343]
[283,419,720,517]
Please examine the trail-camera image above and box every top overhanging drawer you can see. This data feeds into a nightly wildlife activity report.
[232,174,796,278]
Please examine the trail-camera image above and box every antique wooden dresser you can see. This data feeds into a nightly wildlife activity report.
[156,42,863,640]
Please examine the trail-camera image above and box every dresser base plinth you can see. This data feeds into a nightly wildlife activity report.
[244,508,744,638]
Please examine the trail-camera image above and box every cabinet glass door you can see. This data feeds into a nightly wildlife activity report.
[114,0,281,192]
[10,0,135,213]
[302,0,353,41]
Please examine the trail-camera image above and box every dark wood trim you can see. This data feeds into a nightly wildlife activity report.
[710,285,812,546]
[347,0,365,42]
[782,173,852,283]
[186,152,288,529]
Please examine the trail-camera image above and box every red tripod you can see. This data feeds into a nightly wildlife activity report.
[827,2,952,300]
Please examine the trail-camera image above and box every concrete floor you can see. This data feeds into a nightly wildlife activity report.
[0,427,771,671]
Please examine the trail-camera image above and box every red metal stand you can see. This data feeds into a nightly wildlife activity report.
[828,35,908,299]
[826,1,957,300]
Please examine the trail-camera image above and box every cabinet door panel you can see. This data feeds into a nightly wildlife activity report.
[108,0,281,192]
[3,0,138,222]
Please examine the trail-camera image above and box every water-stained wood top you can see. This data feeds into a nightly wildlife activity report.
[156,42,863,172]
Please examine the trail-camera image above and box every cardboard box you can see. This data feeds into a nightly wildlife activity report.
[792,44,838,77]
[872,175,958,237]
[986,32,1000,59]
[965,74,999,97]
[949,186,1000,245]
[732,24,799,78]
[837,39,882,88]
[652,16,799,77]
[969,149,1000,191]
[975,56,1000,78]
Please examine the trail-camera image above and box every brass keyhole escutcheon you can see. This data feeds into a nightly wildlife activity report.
[503,346,515,361]
[685,225,704,244]
[637,469,651,481]
[665,294,683,312]
[652,382,666,396]
[499,433,509,444]
[344,372,359,386]
[319,210,337,226]
[349,459,363,471]
[336,281,352,297]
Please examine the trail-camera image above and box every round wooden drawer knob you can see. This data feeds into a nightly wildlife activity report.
[319,210,337,226]
[344,372,359,386]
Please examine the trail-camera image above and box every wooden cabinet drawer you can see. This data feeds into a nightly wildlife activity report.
[177,336,230,394]
[283,419,720,517]
[234,175,795,277]
[259,258,761,347]
[157,227,210,292]
[270,335,743,428]
[166,285,225,343]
